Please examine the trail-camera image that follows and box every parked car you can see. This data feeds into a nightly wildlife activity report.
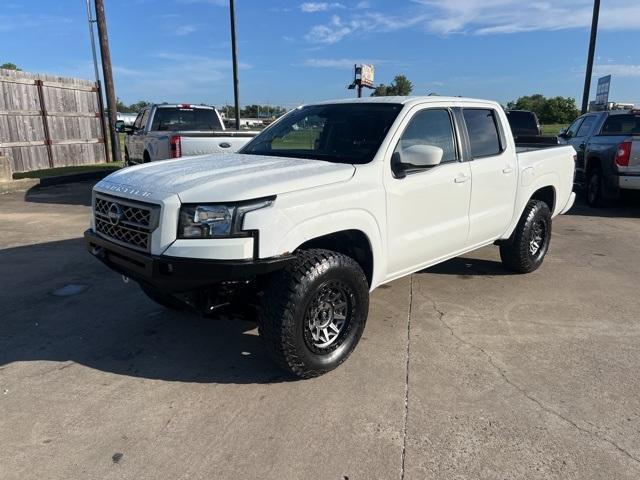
[119,104,258,165]
[86,96,576,378]
[559,109,640,206]
[506,110,559,147]
[116,112,138,127]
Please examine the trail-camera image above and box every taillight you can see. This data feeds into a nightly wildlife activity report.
[170,135,182,159]
[615,141,632,167]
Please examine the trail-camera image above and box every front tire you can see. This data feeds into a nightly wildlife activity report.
[259,249,369,378]
[500,200,552,274]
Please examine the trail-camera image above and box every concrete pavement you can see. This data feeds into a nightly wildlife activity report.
[1,182,639,479]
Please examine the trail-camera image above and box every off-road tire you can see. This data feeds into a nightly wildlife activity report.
[140,284,185,310]
[259,249,369,379]
[500,200,552,274]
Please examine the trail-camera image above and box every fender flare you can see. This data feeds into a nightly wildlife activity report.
[276,209,386,287]
[501,173,559,239]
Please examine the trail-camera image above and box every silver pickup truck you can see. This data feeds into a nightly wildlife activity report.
[120,104,258,165]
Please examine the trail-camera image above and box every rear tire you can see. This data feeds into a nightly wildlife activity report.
[500,200,552,274]
[259,249,369,379]
[140,284,185,310]
[586,169,605,207]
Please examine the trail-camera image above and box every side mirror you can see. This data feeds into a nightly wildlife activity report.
[401,144,444,167]
[392,145,444,178]
[115,120,125,133]
[558,128,568,138]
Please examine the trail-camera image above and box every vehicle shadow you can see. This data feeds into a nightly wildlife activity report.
[566,191,640,219]
[24,180,95,207]
[419,256,516,277]
[0,238,293,385]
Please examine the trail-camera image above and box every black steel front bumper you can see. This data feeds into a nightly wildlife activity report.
[84,229,292,293]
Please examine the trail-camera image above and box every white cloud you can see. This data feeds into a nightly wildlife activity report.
[301,2,345,13]
[415,0,640,35]
[594,64,640,78]
[112,53,251,103]
[173,24,199,36]
[304,0,640,44]
[305,12,425,44]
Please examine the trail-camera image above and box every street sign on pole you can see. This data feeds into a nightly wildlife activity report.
[595,74,611,105]
[348,64,375,98]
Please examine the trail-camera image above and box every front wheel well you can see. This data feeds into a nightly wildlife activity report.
[531,185,556,214]
[296,230,373,286]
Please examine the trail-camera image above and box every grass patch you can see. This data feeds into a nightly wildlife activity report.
[541,124,566,136]
[13,162,123,180]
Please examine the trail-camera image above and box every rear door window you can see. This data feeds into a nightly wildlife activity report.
[463,109,503,158]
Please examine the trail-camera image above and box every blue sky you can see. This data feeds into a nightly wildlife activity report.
[2,0,639,108]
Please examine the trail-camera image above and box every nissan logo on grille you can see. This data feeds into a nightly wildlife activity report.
[107,203,123,225]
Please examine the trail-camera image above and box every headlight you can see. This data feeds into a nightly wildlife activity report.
[178,198,274,239]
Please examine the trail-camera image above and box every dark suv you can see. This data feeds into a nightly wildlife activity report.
[559,110,640,206]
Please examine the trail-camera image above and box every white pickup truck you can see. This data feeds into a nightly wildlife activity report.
[86,96,576,378]
[120,104,258,165]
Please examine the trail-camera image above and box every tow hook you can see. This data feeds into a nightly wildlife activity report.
[91,246,106,259]
[122,275,130,284]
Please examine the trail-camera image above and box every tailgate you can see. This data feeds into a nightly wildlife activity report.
[629,137,640,172]
[180,135,255,156]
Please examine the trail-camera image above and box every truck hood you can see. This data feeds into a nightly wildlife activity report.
[96,153,355,203]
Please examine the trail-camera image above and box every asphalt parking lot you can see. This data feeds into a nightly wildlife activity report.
[1,182,640,480]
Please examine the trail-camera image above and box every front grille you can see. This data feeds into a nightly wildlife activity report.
[94,194,159,252]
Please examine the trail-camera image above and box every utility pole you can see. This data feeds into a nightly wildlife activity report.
[229,0,241,131]
[94,0,120,162]
[581,0,601,114]
[85,0,109,164]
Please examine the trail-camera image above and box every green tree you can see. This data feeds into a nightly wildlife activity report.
[371,75,413,97]
[507,94,579,124]
[116,98,151,113]
[1,62,21,71]
[507,94,546,118]
[539,96,580,124]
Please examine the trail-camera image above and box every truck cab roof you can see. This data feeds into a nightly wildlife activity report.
[314,96,500,108]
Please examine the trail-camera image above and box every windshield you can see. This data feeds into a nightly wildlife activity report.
[241,103,403,164]
[601,114,640,135]
[151,107,222,131]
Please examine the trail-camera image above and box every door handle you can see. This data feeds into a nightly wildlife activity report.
[503,166,514,174]
[454,174,470,183]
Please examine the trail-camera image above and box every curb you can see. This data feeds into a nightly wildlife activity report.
[38,169,117,187]
[0,178,40,195]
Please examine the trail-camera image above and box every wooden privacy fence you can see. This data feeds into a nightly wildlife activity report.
[0,69,108,174]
